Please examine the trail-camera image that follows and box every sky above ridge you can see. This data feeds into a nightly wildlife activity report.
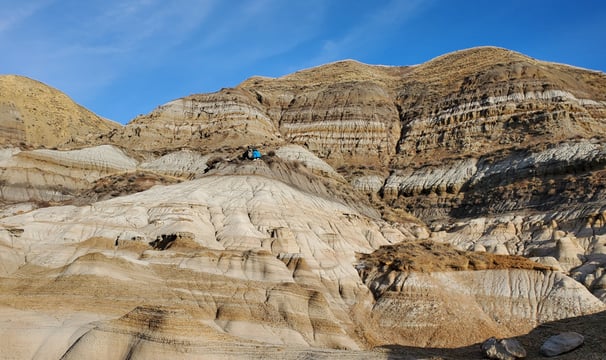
[1,0,605,124]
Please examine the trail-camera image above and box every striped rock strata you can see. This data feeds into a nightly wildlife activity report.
[105,87,283,153]
[430,206,606,302]
[356,240,605,347]
[0,145,137,204]
[383,139,606,219]
[0,142,341,210]
[393,48,606,166]
[91,48,606,168]
[92,60,406,166]
[81,47,606,226]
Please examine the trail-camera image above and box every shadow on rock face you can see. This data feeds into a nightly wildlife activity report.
[379,310,606,360]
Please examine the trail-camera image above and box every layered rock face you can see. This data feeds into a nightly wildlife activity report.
[91,61,405,166]
[356,241,604,347]
[101,47,606,224]
[393,47,606,165]
[239,61,406,165]
[383,48,606,224]
[103,88,283,153]
[2,166,603,358]
[0,75,118,149]
[430,206,606,302]
[0,145,138,204]
[382,140,606,219]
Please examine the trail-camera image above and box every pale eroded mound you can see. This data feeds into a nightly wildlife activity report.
[0,174,411,357]
[1,174,603,358]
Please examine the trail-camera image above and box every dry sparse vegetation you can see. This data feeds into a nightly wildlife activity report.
[357,240,553,274]
[71,171,182,205]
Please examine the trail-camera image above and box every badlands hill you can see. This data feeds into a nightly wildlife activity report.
[1,47,606,359]
[0,75,119,149]
[90,47,606,220]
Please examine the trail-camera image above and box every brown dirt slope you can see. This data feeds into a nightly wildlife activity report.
[0,75,119,148]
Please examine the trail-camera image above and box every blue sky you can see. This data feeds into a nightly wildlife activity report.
[1,0,605,124]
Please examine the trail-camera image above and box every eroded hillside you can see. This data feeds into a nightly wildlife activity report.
[1,46,606,359]
[65,47,606,223]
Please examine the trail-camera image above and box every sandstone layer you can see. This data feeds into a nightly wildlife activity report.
[357,241,604,347]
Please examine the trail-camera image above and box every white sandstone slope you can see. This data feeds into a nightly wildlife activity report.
[430,208,606,301]
[353,239,606,348]
[274,144,342,177]
[139,149,211,178]
[0,145,138,203]
[384,140,606,201]
[0,173,410,357]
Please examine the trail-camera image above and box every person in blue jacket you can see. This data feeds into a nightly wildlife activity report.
[252,148,261,159]
[245,146,262,160]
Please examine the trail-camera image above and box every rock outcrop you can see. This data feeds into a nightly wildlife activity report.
[104,87,284,154]
[429,208,606,301]
[0,145,138,204]
[95,47,606,225]
[482,337,527,360]
[393,48,606,165]
[3,168,601,357]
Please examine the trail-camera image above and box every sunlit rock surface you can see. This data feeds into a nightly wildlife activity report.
[1,46,606,359]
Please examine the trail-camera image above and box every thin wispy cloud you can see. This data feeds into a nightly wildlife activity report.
[90,0,214,52]
[49,1,215,59]
[0,0,52,34]
[195,0,326,66]
[1,0,217,107]
[1,0,604,124]
[306,0,433,68]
